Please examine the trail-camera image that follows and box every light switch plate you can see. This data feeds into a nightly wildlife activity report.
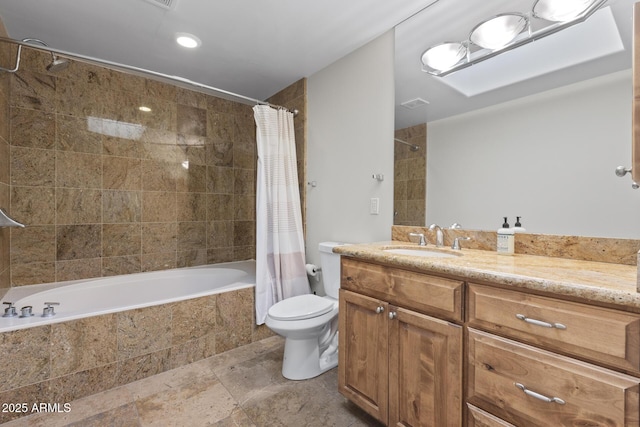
[370,198,380,215]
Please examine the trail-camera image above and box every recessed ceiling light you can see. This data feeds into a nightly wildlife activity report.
[176,33,201,49]
[138,106,152,112]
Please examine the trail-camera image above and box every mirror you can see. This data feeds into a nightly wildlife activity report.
[394,0,640,238]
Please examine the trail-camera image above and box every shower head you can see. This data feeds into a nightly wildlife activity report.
[46,54,69,72]
[22,38,69,73]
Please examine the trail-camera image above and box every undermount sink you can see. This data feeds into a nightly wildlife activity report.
[383,248,460,258]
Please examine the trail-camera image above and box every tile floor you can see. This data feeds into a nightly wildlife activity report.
[4,336,382,427]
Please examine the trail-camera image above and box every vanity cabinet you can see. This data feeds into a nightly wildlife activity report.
[468,284,640,426]
[467,329,640,426]
[338,258,463,426]
[338,256,640,426]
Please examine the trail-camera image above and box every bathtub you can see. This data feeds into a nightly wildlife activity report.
[0,260,256,332]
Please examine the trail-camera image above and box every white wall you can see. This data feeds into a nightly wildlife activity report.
[306,30,395,273]
[427,69,640,239]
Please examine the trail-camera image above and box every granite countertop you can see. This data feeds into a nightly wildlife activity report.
[333,241,640,312]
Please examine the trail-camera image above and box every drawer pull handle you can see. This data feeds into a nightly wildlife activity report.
[388,311,397,320]
[375,306,385,314]
[516,314,566,330]
[515,383,565,405]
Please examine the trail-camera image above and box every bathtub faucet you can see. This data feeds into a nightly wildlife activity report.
[42,302,60,318]
[2,302,17,318]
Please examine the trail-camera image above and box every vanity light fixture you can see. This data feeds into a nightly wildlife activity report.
[533,0,597,22]
[421,42,467,72]
[469,13,528,50]
[176,33,201,49]
[421,0,605,76]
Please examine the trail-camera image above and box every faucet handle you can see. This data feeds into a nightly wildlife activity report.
[2,302,17,318]
[452,236,471,250]
[409,233,426,246]
[19,306,34,318]
[42,302,60,318]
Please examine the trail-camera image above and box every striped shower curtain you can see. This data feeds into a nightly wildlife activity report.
[253,105,310,325]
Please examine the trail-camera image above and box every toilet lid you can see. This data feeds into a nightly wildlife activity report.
[268,294,335,321]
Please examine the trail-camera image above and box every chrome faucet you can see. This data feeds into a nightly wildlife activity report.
[409,232,426,246]
[452,236,471,250]
[429,224,444,247]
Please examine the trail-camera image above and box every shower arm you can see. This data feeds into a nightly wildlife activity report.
[0,36,297,115]
[394,138,420,152]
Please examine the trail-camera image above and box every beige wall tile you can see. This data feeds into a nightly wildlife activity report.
[10,108,55,149]
[0,326,50,392]
[117,306,172,360]
[56,188,102,224]
[51,314,117,377]
[102,190,141,224]
[56,224,102,260]
[10,146,55,187]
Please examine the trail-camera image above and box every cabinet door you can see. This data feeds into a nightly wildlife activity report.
[388,306,463,427]
[339,289,389,423]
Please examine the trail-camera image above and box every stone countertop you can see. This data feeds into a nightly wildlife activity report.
[333,241,640,312]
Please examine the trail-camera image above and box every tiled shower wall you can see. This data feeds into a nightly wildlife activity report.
[393,123,426,226]
[3,46,305,288]
[0,27,10,289]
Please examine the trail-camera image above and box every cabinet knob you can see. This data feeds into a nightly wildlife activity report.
[375,306,385,314]
[388,311,397,320]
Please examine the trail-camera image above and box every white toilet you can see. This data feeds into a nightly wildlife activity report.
[265,241,345,380]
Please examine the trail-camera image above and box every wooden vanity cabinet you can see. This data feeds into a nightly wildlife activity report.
[467,284,640,426]
[338,258,463,427]
[467,329,640,427]
[338,256,640,426]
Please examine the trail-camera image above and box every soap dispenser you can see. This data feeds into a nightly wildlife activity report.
[513,216,526,233]
[497,217,515,254]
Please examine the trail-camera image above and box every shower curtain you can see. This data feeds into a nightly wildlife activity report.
[254,105,310,325]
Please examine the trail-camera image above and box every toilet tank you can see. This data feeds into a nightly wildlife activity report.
[319,242,347,299]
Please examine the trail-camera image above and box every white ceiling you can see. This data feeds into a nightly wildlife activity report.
[0,0,430,100]
[0,0,636,129]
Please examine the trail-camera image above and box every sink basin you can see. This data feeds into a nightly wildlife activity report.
[383,248,460,258]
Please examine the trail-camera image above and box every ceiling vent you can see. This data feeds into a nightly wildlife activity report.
[401,98,430,109]
[144,0,177,10]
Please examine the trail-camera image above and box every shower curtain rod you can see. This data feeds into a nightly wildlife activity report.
[394,138,420,151]
[0,36,298,115]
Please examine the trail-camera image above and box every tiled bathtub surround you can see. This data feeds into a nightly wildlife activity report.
[4,46,308,288]
[0,27,11,293]
[0,286,273,423]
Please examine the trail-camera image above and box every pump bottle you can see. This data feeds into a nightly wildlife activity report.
[497,217,515,254]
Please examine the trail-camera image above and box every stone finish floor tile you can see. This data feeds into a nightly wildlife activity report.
[4,336,381,427]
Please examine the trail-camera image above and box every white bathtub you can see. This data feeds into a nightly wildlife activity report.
[0,260,256,332]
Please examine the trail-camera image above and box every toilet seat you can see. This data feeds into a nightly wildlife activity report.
[268,294,335,321]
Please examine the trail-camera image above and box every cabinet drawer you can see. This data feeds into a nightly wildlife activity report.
[468,284,640,373]
[468,329,640,427]
[341,258,463,321]
[467,405,515,427]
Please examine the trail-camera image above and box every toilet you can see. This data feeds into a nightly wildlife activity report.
[265,241,345,380]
